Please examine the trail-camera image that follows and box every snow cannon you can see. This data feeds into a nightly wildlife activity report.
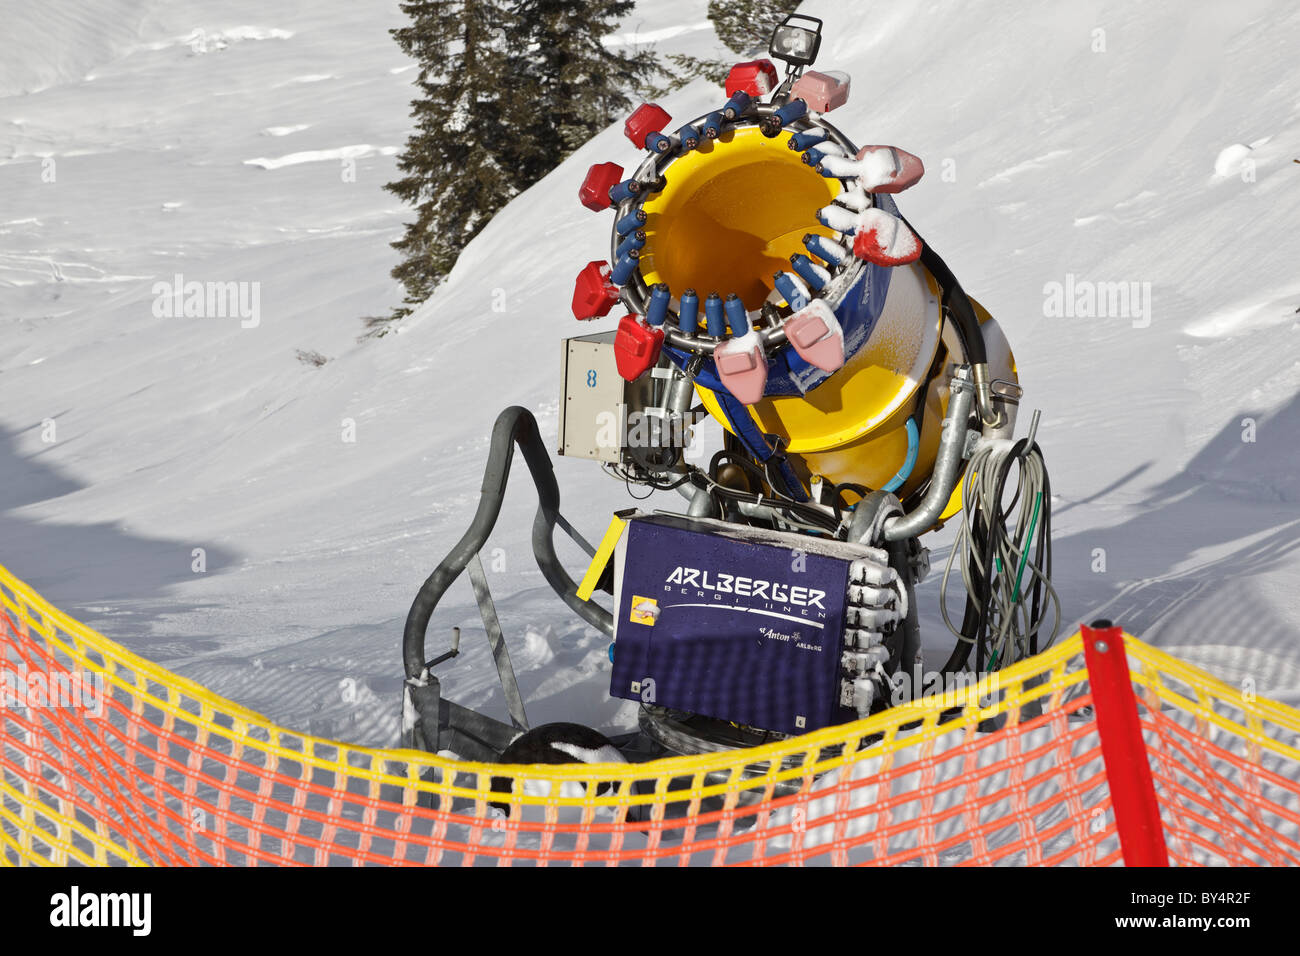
[568,38,1018,507]
[402,15,1059,783]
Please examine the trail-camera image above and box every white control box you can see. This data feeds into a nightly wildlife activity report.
[558,332,627,463]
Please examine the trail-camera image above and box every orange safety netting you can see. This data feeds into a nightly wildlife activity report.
[1128,656,1300,866]
[2,565,1298,866]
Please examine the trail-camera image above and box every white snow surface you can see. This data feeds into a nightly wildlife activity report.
[2,1,1299,753]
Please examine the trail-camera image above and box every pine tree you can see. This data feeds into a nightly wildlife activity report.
[385,1,524,318]
[652,1,799,97]
[708,0,802,55]
[382,0,656,325]
[508,1,656,162]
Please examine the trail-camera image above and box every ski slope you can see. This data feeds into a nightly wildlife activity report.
[2,1,1299,748]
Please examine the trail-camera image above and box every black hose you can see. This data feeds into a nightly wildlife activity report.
[708,449,767,491]
[1029,456,1052,655]
[897,213,988,369]
[689,472,840,534]
[402,406,613,680]
[707,446,842,530]
[833,480,872,509]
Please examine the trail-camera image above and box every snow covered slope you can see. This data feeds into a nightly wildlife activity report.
[2,1,1298,746]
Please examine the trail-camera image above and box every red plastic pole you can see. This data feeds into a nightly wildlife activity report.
[1080,620,1170,866]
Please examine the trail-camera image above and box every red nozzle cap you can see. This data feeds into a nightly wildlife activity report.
[572,261,621,320]
[579,162,624,211]
[852,209,923,267]
[725,59,778,98]
[613,314,664,381]
[624,103,672,149]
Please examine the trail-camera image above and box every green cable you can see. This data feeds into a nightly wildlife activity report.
[986,489,1044,673]
[1013,491,1043,603]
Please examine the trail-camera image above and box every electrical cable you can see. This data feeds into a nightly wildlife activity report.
[938,436,1060,674]
[688,469,841,534]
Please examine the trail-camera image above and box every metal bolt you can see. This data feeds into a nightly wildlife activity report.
[1095,640,1109,653]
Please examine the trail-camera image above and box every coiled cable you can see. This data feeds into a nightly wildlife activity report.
[939,434,1060,673]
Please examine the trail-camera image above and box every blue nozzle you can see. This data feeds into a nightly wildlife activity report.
[705,293,726,337]
[788,129,828,152]
[615,208,647,237]
[701,112,723,139]
[723,293,749,335]
[676,124,701,151]
[773,271,811,311]
[804,233,845,267]
[722,90,752,119]
[615,229,646,260]
[610,253,640,286]
[762,100,808,137]
[775,100,808,126]
[815,207,857,233]
[647,283,671,326]
[789,253,828,291]
[609,178,640,204]
[678,289,699,333]
[645,131,673,154]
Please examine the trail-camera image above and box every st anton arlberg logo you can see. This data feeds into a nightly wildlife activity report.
[49,886,151,936]
[664,566,827,613]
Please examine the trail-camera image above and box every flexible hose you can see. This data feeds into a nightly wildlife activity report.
[403,407,613,680]
[902,218,987,369]
[881,418,920,493]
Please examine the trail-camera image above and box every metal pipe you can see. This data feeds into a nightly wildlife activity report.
[880,368,975,542]
[687,486,719,518]
[665,354,704,412]
[970,362,1005,431]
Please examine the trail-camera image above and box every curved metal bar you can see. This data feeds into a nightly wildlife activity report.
[403,406,613,680]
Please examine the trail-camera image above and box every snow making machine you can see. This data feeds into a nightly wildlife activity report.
[402,16,1058,776]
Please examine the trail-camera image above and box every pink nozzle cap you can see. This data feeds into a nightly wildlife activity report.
[790,70,851,113]
[714,336,768,405]
[855,145,924,194]
[784,299,845,372]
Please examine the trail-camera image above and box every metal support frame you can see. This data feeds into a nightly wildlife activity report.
[466,553,528,732]
[402,406,612,758]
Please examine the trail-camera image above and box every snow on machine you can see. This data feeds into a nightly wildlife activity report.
[401,16,1058,790]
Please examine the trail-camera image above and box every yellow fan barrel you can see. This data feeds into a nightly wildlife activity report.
[639,125,1017,521]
